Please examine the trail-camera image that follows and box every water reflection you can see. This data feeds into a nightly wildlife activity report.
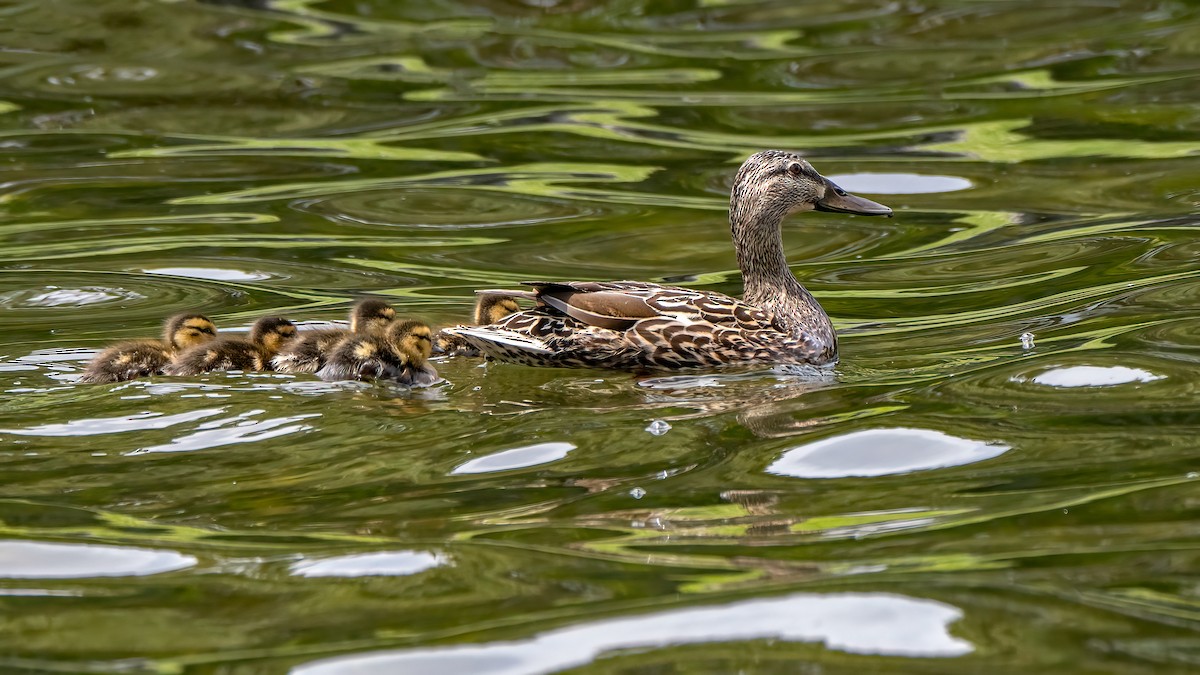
[142,267,272,281]
[291,551,446,578]
[1025,366,1164,388]
[293,592,971,674]
[129,410,320,454]
[768,428,1009,478]
[451,442,576,474]
[0,408,224,436]
[12,286,145,307]
[831,173,972,195]
[0,540,195,578]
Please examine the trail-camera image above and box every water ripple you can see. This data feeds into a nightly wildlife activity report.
[2,0,1200,670]
[128,410,321,455]
[0,408,224,437]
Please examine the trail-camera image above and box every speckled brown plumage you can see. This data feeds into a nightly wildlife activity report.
[79,313,217,384]
[443,151,892,370]
[317,319,439,386]
[272,299,397,373]
[166,316,298,376]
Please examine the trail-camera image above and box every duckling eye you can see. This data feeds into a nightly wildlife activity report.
[786,162,803,177]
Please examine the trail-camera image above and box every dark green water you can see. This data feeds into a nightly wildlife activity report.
[2,0,1200,672]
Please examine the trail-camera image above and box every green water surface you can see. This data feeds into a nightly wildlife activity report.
[1,0,1199,673]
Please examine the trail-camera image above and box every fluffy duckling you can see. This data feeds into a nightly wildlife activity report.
[165,316,297,376]
[272,299,396,374]
[80,313,217,384]
[433,293,522,357]
[317,319,439,386]
[474,293,522,326]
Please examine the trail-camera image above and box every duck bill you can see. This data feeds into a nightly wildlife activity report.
[815,181,893,217]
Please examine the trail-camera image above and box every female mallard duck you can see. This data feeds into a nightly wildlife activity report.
[432,293,522,357]
[316,319,439,386]
[272,299,396,374]
[165,316,297,375]
[79,313,218,384]
[443,151,892,370]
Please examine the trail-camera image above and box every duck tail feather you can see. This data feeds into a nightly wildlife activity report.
[443,326,553,355]
[475,289,538,300]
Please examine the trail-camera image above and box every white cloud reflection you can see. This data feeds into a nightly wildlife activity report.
[768,428,1008,478]
[293,592,971,675]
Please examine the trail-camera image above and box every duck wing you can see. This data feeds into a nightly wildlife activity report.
[524,281,777,331]
[525,282,659,331]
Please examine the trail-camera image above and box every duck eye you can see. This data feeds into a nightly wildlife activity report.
[786,162,803,177]
[833,186,847,197]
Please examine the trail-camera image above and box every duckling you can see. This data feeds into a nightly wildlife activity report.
[165,316,298,376]
[475,293,523,327]
[317,319,439,386]
[79,313,217,384]
[433,292,522,357]
[272,299,397,374]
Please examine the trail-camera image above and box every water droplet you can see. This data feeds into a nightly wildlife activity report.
[629,487,646,499]
[1187,472,1198,479]
[645,420,671,435]
[1020,332,1035,350]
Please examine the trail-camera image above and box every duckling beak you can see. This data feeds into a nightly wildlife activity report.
[814,180,893,217]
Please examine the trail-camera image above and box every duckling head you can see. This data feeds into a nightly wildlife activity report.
[388,319,434,363]
[349,298,397,334]
[474,294,522,325]
[730,151,892,228]
[165,313,217,350]
[248,316,298,354]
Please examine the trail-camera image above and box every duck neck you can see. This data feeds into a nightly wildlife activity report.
[730,202,834,341]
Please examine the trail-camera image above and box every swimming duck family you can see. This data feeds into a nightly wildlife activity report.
[79,152,892,381]
[442,151,893,370]
[79,300,439,386]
